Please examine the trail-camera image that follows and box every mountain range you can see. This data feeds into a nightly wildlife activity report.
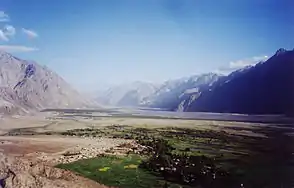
[0,48,293,116]
[95,48,294,116]
[181,48,294,115]
[0,51,91,115]
[140,73,222,110]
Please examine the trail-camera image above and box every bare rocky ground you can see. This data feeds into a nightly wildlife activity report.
[0,132,135,188]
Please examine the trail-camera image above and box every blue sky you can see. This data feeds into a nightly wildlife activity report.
[0,0,293,91]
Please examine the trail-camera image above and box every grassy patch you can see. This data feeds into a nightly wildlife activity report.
[56,155,175,188]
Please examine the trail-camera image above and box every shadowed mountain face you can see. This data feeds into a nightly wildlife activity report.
[0,51,91,114]
[182,48,294,115]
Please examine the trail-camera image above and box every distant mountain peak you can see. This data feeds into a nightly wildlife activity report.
[95,81,158,107]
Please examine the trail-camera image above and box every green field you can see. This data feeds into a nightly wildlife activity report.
[57,155,167,188]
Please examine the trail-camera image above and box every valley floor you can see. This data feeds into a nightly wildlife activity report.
[0,113,293,188]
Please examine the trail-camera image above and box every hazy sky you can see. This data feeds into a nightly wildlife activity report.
[0,0,293,90]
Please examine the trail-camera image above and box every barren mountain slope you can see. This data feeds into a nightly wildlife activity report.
[0,51,91,114]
